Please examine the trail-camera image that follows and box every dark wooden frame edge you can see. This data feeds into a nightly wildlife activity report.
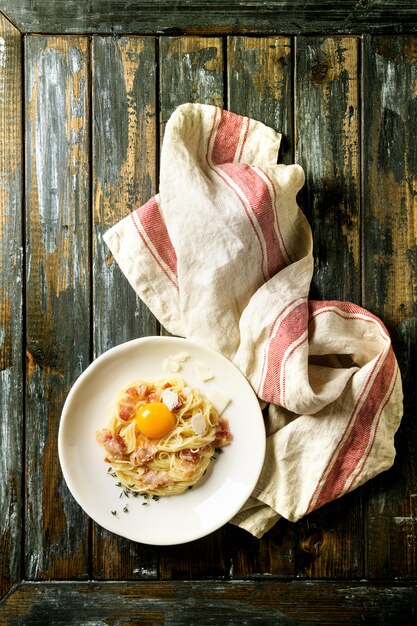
[1,580,417,624]
[1,1,417,35]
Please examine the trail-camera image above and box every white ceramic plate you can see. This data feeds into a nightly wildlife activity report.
[58,336,265,545]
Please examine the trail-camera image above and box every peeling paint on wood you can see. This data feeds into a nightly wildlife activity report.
[0,14,22,599]
[92,35,159,354]
[1,22,417,609]
[362,35,417,580]
[2,1,417,35]
[1,580,417,625]
[159,36,223,143]
[91,35,159,581]
[24,35,90,580]
[295,36,361,301]
[227,36,293,164]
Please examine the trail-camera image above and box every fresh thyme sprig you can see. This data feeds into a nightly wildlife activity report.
[106,469,160,516]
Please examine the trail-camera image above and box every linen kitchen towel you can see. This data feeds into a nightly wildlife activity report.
[103,104,403,538]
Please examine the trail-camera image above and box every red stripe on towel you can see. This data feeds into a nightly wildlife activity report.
[131,207,178,290]
[258,166,292,264]
[237,116,251,163]
[261,301,309,405]
[219,163,287,278]
[135,197,178,279]
[211,109,245,165]
[344,364,399,494]
[306,344,396,514]
[256,297,306,396]
[309,301,390,339]
[206,108,268,282]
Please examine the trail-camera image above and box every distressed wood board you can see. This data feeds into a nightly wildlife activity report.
[1,1,417,35]
[0,11,23,600]
[91,34,160,581]
[1,581,417,625]
[24,34,90,581]
[0,7,416,621]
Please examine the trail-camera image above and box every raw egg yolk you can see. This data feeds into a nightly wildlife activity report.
[135,402,176,439]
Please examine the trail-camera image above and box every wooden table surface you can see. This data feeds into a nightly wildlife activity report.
[1,3,417,624]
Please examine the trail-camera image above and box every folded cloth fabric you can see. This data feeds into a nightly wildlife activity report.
[103,103,403,538]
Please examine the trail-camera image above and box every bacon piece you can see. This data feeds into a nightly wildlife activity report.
[130,444,157,466]
[147,390,160,403]
[105,434,126,457]
[118,384,147,421]
[96,428,126,457]
[140,469,171,489]
[96,428,112,445]
[179,448,201,464]
[175,395,184,410]
[214,417,233,448]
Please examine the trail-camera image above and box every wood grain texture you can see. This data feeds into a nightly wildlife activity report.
[2,1,417,35]
[1,580,417,625]
[227,36,293,164]
[24,35,90,580]
[226,36,295,577]
[228,521,295,579]
[92,35,158,355]
[157,36,228,579]
[159,36,223,143]
[0,13,22,600]
[91,35,159,580]
[362,35,417,579]
[295,36,363,579]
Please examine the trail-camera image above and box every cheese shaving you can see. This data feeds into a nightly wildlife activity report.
[163,358,181,373]
[194,361,214,382]
[161,388,179,411]
[210,389,231,416]
[163,352,190,373]
[191,411,206,436]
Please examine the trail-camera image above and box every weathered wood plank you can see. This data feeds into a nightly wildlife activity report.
[92,35,159,354]
[91,35,159,580]
[362,35,417,579]
[159,36,223,143]
[0,13,23,600]
[294,36,363,579]
[228,521,295,579]
[227,36,293,163]
[25,35,90,580]
[1,581,417,625]
[158,36,228,579]
[226,36,295,577]
[2,1,417,35]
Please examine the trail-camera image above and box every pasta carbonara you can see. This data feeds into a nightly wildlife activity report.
[96,377,232,496]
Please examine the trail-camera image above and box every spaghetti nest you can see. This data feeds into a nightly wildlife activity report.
[96,377,232,496]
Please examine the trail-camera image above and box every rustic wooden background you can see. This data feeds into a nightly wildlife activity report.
[1,2,417,624]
